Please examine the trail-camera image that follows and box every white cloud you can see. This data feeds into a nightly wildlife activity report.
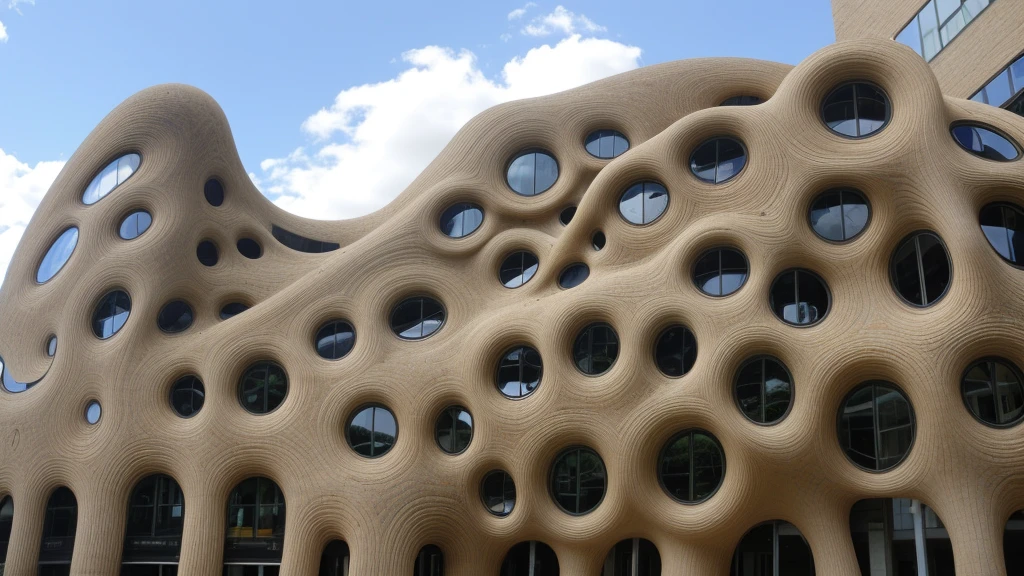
[7,0,33,16]
[507,2,535,20]
[521,5,605,37]
[0,149,65,283]
[500,32,512,42]
[0,20,8,43]
[259,34,641,220]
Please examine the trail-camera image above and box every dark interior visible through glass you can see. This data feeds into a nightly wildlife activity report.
[559,206,576,225]
[574,323,619,376]
[41,486,77,566]
[346,404,397,458]
[220,302,249,320]
[693,247,748,297]
[604,538,662,576]
[197,241,219,267]
[731,521,816,576]
[962,358,1024,427]
[735,356,793,425]
[549,447,606,515]
[838,381,915,471]
[980,202,1024,266]
[890,231,952,307]
[92,289,132,339]
[769,269,830,326]
[125,474,184,560]
[500,251,539,288]
[809,189,870,242]
[501,541,559,576]
[592,231,606,251]
[157,300,194,333]
[390,296,445,340]
[654,325,697,377]
[558,263,590,289]
[315,320,355,360]
[721,95,763,106]
[822,82,890,138]
[415,545,444,576]
[481,470,516,517]
[496,346,543,399]
[435,406,473,454]
[690,137,747,184]
[659,429,725,503]
[170,375,205,418]
[237,361,288,414]
[225,477,284,543]
[271,225,340,253]
[951,124,1020,161]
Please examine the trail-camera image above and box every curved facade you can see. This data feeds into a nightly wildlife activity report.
[2,38,1024,575]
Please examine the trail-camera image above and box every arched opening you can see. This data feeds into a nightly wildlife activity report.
[731,521,814,575]
[39,487,77,576]
[501,541,558,576]
[414,545,443,576]
[224,477,285,575]
[122,474,184,575]
[0,496,12,572]
[603,538,661,575]
[1004,511,1024,572]
[850,498,954,576]
[318,540,350,576]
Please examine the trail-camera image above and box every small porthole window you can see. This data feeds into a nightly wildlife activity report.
[559,206,576,225]
[951,124,1020,161]
[37,227,79,284]
[506,150,558,196]
[238,361,288,415]
[92,290,131,339]
[82,153,140,205]
[809,188,870,242]
[549,446,607,515]
[558,263,590,289]
[890,231,951,307]
[47,335,57,357]
[838,381,915,472]
[170,375,205,418]
[979,202,1024,266]
[157,300,194,333]
[196,241,219,267]
[592,231,606,251]
[435,406,473,454]
[734,356,793,424]
[619,181,669,225]
[390,296,446,340]
[720,95,763,106]
[219,302,248,319]
[961,358,1024,427]
[315,320,355,360]
[769,269,830,326]
[689,137,747,184]
[85,400,102,424]
[654,325,697,377]
[481,470,516,517]
[118,210,152,240]
[237,238,262,259]
[658,429,725,503]
[574,323,619,376]
[693,247,748,297]
[499,251,539,288]
[496,346,543,399]
[204,178,225,206]
[585,130,629,159]
[440,203,483,238]
[346,404,398,458]
[821,82,890,138]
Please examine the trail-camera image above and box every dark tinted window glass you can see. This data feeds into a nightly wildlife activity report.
[838,381,914,471]
[574,323,619,375]
[481,470,516,517]
[822,83,890,138]
[693,248,748,297]
[721,95,763,106]
[559,206,576,225]
[157,300,194,333]
[346,405,397,457]
[197,241,218,267]
[496,346,543,399]
[501,541,558,576]
[592,231,606,251]
[440,203,484,238]
[42,487,77,540]
[271,225,339,253]
[979,203,1024,266]
[507,151,559,196]
[690,138,747,184]
[415,545,444,576]
[585,130,630,159]
[605,538,662,576]
[220,302,248,319]
[315,320,355,360]
[890,231,951,307]
[226,477,285,539]
[951,125,1020,161]
[390,296,446,340]
[92,290,131,339]
[809,189,870,242]
[37,227,79,283]
[237,361,288,414]
[558,263,589,289]
[237,238,262,259]
[962,358,1024,427]
[549,447,606,515]
[320,540,350,576]
[170,375,205,418]
[126,474,185,540]
[435,406,473,454]
[769,269,830,326]
[204,179,224,206]
[0,496,12,544]
[654,325,697,377]
[500,251,539,288]
[619,181,669,225]
[735,357,793,424]
[119,211,153,240]
[731,521,815,576]
[659,430,725,503]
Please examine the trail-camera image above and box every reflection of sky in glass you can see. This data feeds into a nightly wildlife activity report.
[37,227,79,283]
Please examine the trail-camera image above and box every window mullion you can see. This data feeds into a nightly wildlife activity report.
[689,431,696,500]
[852,84,860,136]
[915,236,928,305]
[872,384,882,470]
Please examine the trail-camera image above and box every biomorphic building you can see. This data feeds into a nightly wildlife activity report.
[2,1,1024,576]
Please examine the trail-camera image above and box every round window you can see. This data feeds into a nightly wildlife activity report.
[85,400,102,424]
[585,130,629,159]
[315,320,355,360]
[809,188,870,242]
[658,429,725,503]
[157,300,194,333]
[821,82,890,138]
[654,325,697,377]
[961,358,1024,427]
[693,247,748,297]
[549,446,606,515]
[558,263,590,289]
[92,290,131,339]
[837,381,915,471]
[204,178,225,206]
[734,356,793,424]
[506,150,558,196]
[951,124,1020,161]
[197,241,219,267]
[481,470,516,517]
[496,346,543,399]
[769,269,830,326]
[890,231,951,307]
[499,251,539,288]
[238,361,288,415]
[119,210,152,240]
[170,375,205,418]
[690,137,747,184]
[619,181,669,225]
[573,323,618,376]
[440,203,484,238]
[346,404,397,458]
[237,238,262,259]
[435,405,473,454]
[390,296,446,340]
[82,153,140,205]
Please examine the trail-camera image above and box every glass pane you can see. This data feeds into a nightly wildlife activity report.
[618,183,645,224]
[856,85,889,135]
[533,152,558,194]
[917,233,950,304]
[715,139,746,182]
[660,434,691,500]
[840,386,877,469]
[935,0,961,23]
[507,154,536,196]
[895,17,923,56]
[985,70,1013,108]
[690,141,718,182]
[892,238,924,305]
[691,433,724,500]
[1010,56,1024,95]
[919,1,941,60]
[823,84,857,136]
[37,227,79,283]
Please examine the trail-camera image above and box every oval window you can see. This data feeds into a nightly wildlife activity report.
[769,269,830,326]
[585,130,629,159]
[961,358,1024,427]
[204,178,225,206]
[890,231,951,307]
[37,227,79,284]
[82,153,141,205]
[496,346,543,399]
[654,325,697,377]
[390,296,445,340]
[809,189,870,242]
[435,406,473,454]
[690,137,746,184]
[659,429,725,503]
[549,446,606,515]
[499,251,539,288]
[979,202,1024,266]
[85,400,102,424]
[573,323,618,376]
[197,241,219,267]
[92,290,131,339]
[558,263,589,289]
[157,300,194,333]
[821,82,890,138]
[734,356,793,424]
[838,381,915,471]
[346,404,398,458]
[315,320,355,360]
[481,470,516,517]
[237,238,262,259]
[170,375,205,418]
[219,302,248,319]
[693,247,748,297]
[237,361,288,414]
[119,210,153,240]
[440,203,484,238]
[619,181,669,225]
[951,124,1020,161]
[506,151,558,196]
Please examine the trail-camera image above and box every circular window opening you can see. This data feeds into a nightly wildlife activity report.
[838,381,915,472]
[693,247,748,297]
[46,335,57,357]
[605,539,662,574]
[237,238,262,259]
[440,203,484,238]
[481,469,516,517]
[951,124,1020,162]
[315,320,355,360]
[390,296,446,340]
[585,129,630,159]
[558,263,590,289]
[82,153,141,205]
[619,181,669,225]
[219,302,249,319]
[549,446,606,515]
[735,356,793,425]
[890,231,951,307]
[822,82,890,138]
[496,345,543,399]
[659,429,725,503]
[689,137,747,184]
[85,400,102,424]
[118,210,153,240]
[499,251,539,288]
[809,188,870,242]
[170,375,205,418]
[961,358,1024,427]
[237,361,288,415]
[506,150,558,196]
[37,227,79,284]
[92,290,131,339]
[654,325,697,377]
[980,202,1024,267]
[157,300,194,333]
[204,178,225,206]
[196,241,219,267]
[592,231,606,251]
[559,206,576,226]
[720,95,763,106]
[501,542,558,575]
[346,404,398,458]
[574,322,619,376]
[435,405,473,454]
[769,269,831,327]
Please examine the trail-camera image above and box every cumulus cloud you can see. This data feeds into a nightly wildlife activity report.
[259,34,641,220]
[0,20,7,43]
[521,5,605,37]
[0,149,65,283]
[507,2,535,20]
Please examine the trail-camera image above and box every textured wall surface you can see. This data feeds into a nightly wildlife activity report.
[2,38,1024,575]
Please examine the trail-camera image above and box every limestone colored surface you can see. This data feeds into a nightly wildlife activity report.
[2,39,1024,575]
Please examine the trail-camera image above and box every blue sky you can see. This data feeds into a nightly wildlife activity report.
[0,0,835,277]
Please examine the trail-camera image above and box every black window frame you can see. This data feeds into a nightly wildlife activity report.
[157,300,195,334]
[558,263,590,290]
[979,201,1024,267]
[495,345,544,400]
[889,230,953,308]
[124,474,185,541]
[960,357,1024,428]
[617,180,670,226]
[92,289,132,340]
[820,81,892,139]
[313,320,356,361]
[692,247,749,298]
[950,121,1022,162]
[499,250,540,289]
[768,268,832,327]
[836,381,916,473]
[807,188,872,243]
[689,137,748,184]
[572,322,619,376]
[733,355,794,426]
[224,477,286,541]
[169,374,205,418]
[389,296,447,341]
[505,149,560,197]
[548,446,607,516]
[439,202,485,239]
[236,361,289,415]
[657,429,726,505]
[434,405,474,455]
[480,469,517,518]
[345,403,398,459]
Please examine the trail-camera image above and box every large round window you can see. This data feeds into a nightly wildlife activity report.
[506,150,558,196]
[654,325,697,377]
[890,231,951,307]
[315,320,355,360]
[658,429,725,503]
[92,290,131,339]
[481,470,516,517]
[346,404,397,458]
[157,300,194,333]
[837,381,914,471]
[170,375,205,418]
[690,137,746,184]
[37,227,79,284]
[618,181,668,225]
[435,406,473,454]
[549,446,606,515]
[979,202,1024,266]
[238,361,288,415]
[693,247,748,297]
[961,358,1024,427]
[809,188,870,242]
[734,356,792,425]
[769,269,830,326]
[573,323,619,376]
[440,203,484,238]
[390,296,446,340]
[499,251,539,288]
[821,82,890,138]
[496,346,543,399]
[951,124,1020,161]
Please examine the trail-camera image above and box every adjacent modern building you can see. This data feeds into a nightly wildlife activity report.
[1,3,1024,576]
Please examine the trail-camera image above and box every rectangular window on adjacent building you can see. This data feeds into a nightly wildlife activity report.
[895,0,995,62]
[971,51,1024,117]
